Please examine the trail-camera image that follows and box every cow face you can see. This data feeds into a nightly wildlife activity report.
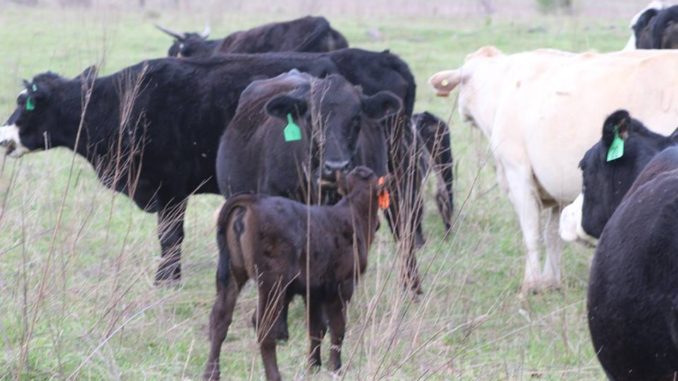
[156,25,211,58]
[564,110,676,242]
[0,74,64,158]
[265,74,401,183]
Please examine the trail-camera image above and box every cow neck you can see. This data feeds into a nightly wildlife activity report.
[340,190,380,269]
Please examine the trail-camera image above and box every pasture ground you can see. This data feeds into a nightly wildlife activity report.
[0,3,633,380]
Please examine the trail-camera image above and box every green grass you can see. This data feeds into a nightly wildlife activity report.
[0,4,632,380]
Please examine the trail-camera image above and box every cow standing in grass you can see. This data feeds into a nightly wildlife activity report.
[0,48,422,288]
[429,47,678,293]
[204,166,389,381]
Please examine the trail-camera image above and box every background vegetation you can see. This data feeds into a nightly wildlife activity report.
[0,1,644,379]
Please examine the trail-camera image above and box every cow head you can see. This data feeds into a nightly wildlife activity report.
[429,46,503,133]
[625,1,666,49]
[156,24,212,58]
[0,73,71,158]
[559,109,678,244]
[265,74,401,183]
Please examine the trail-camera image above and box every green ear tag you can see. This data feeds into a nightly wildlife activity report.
[283,113,301,142]
[606,129,624,162]
[32,84,37,92]
[25,96,35,111]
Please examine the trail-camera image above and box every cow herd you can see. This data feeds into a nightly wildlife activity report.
[2,2,678,380]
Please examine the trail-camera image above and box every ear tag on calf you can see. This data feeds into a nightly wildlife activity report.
[606,128,624,162]
[283,113,301,142]
[377,177,390,210]
[25,97,35,111]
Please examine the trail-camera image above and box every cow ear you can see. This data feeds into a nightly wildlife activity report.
[265,94,308,120]
[429,69,462,97]
[602,110,631,148]
[362,91,401,120]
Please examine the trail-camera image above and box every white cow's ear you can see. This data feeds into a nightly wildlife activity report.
[428,70,462,97]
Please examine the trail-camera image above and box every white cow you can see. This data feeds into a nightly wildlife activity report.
[624,1,668,50]
[429,47,678,292]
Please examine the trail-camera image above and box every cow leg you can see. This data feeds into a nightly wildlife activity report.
[384,193,424,296]
[155,200,187,283]
[307,297,326,369]
[327,282,353,372]
[204,272,245,381]
[542,206,564,289]
[502,164,543,293]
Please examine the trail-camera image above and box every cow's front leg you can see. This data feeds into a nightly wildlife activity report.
[155,200,187,283]
[501,163,543,294]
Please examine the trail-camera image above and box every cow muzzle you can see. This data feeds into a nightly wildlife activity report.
[321,160,350,182]
[559,194,598,248]
[0,124,30,158]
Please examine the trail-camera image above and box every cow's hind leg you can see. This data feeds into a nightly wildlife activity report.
[155,200,187,283]
[502,164,543,294]
[257,278,287,381]
[542,205,564,289]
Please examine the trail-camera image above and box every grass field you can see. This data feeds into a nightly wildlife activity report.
[0,3,635,380]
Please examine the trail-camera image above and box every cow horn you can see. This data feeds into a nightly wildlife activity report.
[200,24,210,38]
[155,24,185,40]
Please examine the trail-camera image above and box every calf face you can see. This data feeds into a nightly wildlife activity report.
[0,74,67,157]
[562,110,677,242]
[264,74,401,182]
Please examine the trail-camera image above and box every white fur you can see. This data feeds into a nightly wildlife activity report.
[560,194,598,247]
[0,124,30,158]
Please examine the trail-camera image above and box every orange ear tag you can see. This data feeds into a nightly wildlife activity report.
[376,177,389,209]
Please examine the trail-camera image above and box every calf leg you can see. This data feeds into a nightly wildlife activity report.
[257,279,287,381]
[203,272,245,381]
[155,200,187,283]
[327,282,353,372]
[501,163,543,294]
[307,297,326,368]
[542,206,564,289]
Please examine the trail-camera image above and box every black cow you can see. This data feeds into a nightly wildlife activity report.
[158,16,348,58]
[0,49,418,286]
[413,111,454,232]
[576,110,678,239]
[630,4,678,49]
[588,146,678,381]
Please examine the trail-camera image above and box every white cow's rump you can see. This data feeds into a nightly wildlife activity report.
[430,47,678,293]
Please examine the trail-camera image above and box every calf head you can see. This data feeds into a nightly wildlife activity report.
[0,73,72,158]
[561,109,678,243]
[156,24,212,58]
[264,74,401,183]
[337,165,392,210]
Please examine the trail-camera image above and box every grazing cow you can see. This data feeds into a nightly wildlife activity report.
[625,2,678,49]
[204,166,389,381]
[588,146,678,381]
[0,49,414,284]
[413,112,454,232]
[429,47,678,292]
[158,16,348,58]
[559,110,678,245]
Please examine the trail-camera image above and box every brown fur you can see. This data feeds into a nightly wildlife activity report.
[204,166,387,381]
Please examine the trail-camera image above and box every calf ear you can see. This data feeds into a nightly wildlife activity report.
[602,110,631,148]
[429,69,462,97]
[265,94,308,120]
[362,91,402,120]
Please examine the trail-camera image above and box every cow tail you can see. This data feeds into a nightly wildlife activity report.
[215,194,258,289]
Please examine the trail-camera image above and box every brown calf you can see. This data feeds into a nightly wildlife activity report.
[203,166,389,381]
